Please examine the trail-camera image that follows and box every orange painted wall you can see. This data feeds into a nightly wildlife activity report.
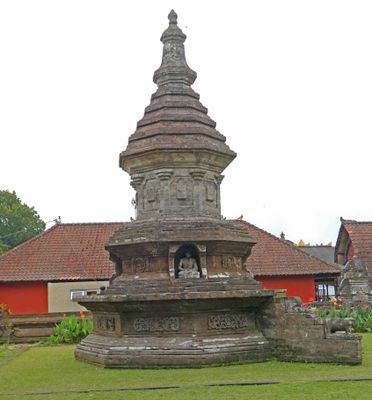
[256,275,315,304]
[0,282,48,314]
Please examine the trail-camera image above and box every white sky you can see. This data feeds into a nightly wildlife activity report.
[1,1,371,245]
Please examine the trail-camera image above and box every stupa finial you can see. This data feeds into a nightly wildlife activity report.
[153,10,197,87]
[168,9,178,25]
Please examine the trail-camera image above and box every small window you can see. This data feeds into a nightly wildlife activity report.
[70,290,85,300]
[315,284,336,301]
[70,289,98,300]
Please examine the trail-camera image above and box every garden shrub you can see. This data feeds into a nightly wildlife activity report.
[48,315,92,344]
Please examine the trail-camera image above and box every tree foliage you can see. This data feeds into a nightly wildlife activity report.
[0,190,45,254]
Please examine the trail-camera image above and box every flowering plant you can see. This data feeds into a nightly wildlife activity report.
[311,301,372,333]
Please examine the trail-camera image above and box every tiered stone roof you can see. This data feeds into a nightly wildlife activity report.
[120,10,235,175]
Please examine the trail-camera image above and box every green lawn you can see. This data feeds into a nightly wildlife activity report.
[0,346,13,362]
[0,335,371,399]
[0,344,23,363]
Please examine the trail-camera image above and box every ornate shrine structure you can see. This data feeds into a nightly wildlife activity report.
[75,11,361,367]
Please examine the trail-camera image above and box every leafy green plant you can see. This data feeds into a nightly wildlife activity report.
[48,315,92,344]
[315,303,372,333]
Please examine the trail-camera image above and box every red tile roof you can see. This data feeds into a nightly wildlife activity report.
[0,223,122,282]
[0,220,339,282]
[235,220,340,276]
[336,220,372,269]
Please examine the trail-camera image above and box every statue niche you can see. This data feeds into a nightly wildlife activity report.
[175,244,201,279]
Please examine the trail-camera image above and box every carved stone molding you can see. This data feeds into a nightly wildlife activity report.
[156,169,174,181]
[215,174,224,184]
[196,244,206,253]
[130,175,144,189]
[190,170,206,181]
[133,317,180,332]
[208,313,250,330]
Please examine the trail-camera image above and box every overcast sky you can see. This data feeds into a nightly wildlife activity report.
[1,1,371,245]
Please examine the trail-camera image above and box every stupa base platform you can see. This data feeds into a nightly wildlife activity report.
[75,287,362,367]
[75,333,271,368]
[75,278,275,367]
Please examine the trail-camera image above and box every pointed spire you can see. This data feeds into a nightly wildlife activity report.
[153,10,197,87]
[168,9,178,25]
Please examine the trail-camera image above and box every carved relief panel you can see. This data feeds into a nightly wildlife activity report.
[222,256,242,271]
[95,314,119,334]
[144,178,159,210]
[205,181,217,204]
[98,316,116,331]
[124,257,150,274]
[133,317,180,332]
[171,177,193,206]
[207,313,253,330]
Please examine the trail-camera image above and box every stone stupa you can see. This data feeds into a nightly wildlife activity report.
[75,11,361,367]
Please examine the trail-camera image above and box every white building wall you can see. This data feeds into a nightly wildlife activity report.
[48,281,109,312]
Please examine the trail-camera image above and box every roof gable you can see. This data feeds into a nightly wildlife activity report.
[336,219,372,269]
[234,220,339,276]
[0,223,123,282]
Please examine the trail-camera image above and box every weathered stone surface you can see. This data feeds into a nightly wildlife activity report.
[338,256,372,302]
[119,11,235,222]
[105,219,257,281]
[75,10,362,368]
[76,279,273,367]
[76,333,271,368]
[257,297,361,365]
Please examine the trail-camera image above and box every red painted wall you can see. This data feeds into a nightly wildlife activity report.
[347,243,355,262]
[0,282,48,314]
[256,275,315,304]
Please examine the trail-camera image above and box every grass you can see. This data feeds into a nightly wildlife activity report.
[1,382,372,400]
[0,346,13,362]
[0,343,22,363]
[0,335,371,399]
